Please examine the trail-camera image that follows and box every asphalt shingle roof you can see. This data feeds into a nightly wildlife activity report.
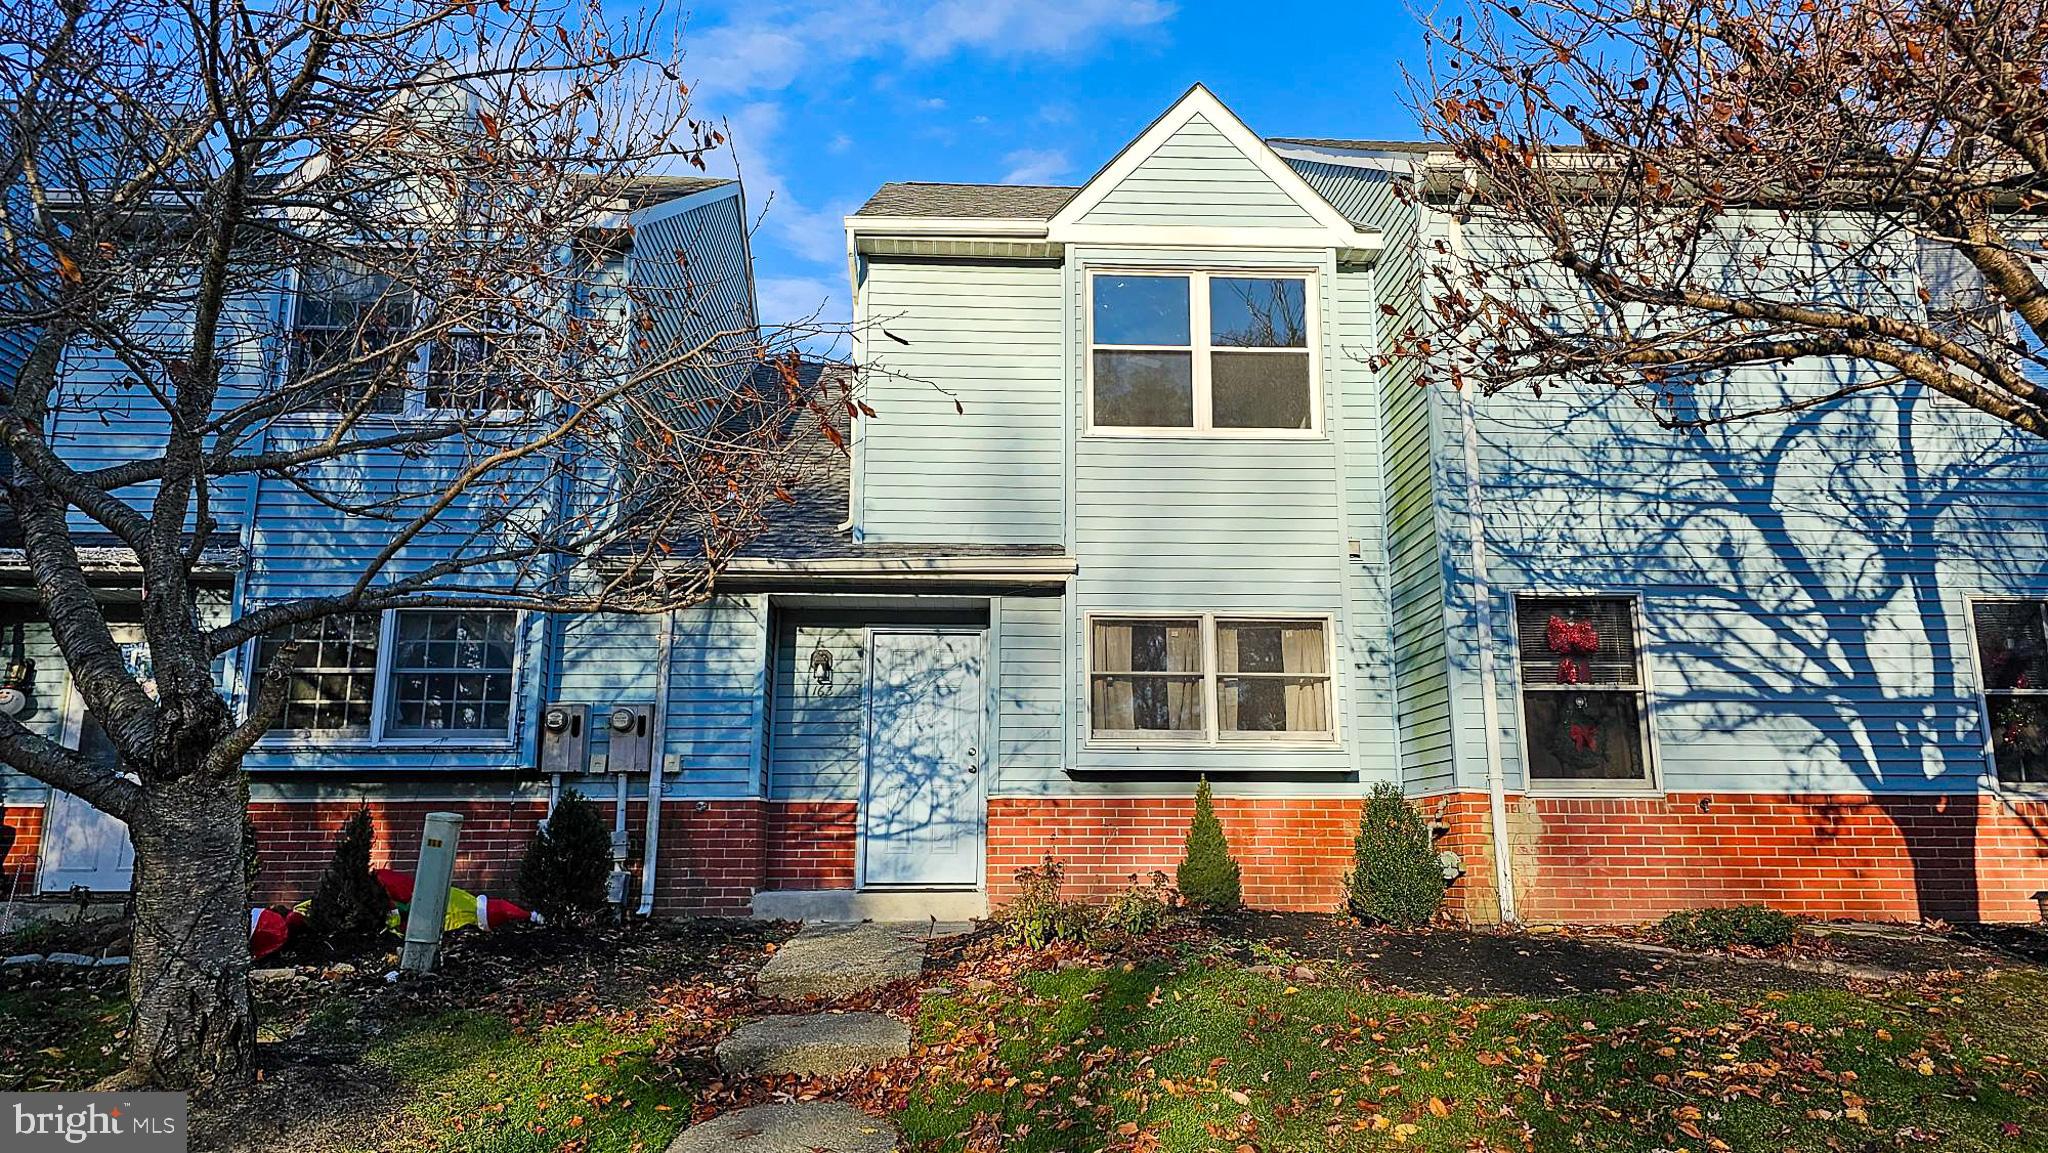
[853,182,1078,220]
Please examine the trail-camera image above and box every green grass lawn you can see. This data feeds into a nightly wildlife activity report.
[901,958,2048,1152]
[350,1007,698,1153]
[3,938,2044,1152]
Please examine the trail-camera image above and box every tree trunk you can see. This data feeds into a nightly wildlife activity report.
[123,769,254,1089]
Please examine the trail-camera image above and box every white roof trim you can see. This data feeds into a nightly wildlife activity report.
[1046,83,1376,246]
[844,215,1051,239]
[630,181,742,228]
[722,555,1075,584]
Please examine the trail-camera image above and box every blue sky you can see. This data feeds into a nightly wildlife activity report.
[676,1,1434,332]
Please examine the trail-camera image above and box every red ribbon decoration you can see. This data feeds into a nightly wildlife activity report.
[1569,723,1598,751]
[1547,614,1600,655]
[1556,657,1585,684]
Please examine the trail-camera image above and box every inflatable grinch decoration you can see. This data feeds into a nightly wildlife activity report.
[248,869,541,961]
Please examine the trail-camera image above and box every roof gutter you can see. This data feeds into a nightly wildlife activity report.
[843,215,1050,239]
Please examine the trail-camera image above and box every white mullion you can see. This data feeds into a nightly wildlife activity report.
[369,608,396,744]
[1201,612,1220,744]
[1191,272,1213,432]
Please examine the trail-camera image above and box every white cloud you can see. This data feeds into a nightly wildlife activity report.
[756,274,842,329]
[920,97,949,110]
[683,1,1172,99]
[1000,148,1070,185]
[826,132,854,154]
[710,102,856,268]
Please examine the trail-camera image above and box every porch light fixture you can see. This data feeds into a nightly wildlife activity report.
[0,623,33,718]
[810,641,834,687]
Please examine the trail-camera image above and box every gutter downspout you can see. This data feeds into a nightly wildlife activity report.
[635,610,676,916]
[1446,168,1520,926]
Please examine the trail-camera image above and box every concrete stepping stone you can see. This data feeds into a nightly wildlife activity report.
[666,1102,898,1153]
[755,922,922,1001]
[717,1012,911,1077]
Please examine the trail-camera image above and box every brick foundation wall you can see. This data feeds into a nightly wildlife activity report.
[765,801,857,890]
[1433,791,2048,924]
[986,795,1363,912]
[247,798,549,905]
[1,804,42,897]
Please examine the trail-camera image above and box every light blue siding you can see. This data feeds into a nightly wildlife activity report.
[1330,265,1399,785]
[1079,114,1319,229]
[1320,164,1458,794]
[768,619,864,801]
[1424,211,2048,797]
[855,257,1066,545]
[1057,246,1358,787]
[994,595,1064,789]
[665,597,766,797]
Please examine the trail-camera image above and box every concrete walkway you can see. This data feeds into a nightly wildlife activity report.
[667,921,950,1153]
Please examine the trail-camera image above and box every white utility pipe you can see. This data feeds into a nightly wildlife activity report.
[636,610,677,916]
[1446,169,1520,926]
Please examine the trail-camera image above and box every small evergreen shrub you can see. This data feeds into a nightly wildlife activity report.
[518,790,614,920]
[1345,783,1447,927]
[308,808,391,953]
[1655,904,1801,950]
[1096,870,1177,939]
[1176,778,1241,911]
[995,856,1093,949]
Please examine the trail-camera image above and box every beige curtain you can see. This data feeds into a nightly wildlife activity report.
[1217,620,1330,735]
[1281,623,1329,733]
[1092,620,1202,733]
[1091,622,1136,731]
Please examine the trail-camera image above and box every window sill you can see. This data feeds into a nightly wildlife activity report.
[1081,428,1327,442]
[1083,737,1345,754]
[254,735,518,753]
[1521,783,1666,800]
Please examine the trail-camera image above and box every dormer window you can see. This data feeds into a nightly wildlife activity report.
[1088,270,1317,434]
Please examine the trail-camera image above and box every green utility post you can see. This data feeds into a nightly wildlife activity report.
[399,811,464,973]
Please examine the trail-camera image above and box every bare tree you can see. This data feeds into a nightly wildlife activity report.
[1413,0,2048,434]
[0,0,839,1088]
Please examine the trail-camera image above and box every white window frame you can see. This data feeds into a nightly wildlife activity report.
[282,259,544,423]
[1083,267,1323,439]
[1508,591,1662,795]
[1083,610,1339,749]
[1963,595,2048,793]
[248,606,524,750]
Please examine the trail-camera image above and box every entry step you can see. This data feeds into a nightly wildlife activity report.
[750,888,987,925]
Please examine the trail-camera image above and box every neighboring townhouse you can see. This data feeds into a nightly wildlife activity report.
[4,82,2045,926]
[0,157,762,908]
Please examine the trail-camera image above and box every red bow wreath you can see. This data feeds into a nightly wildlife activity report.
[1547,614,1600,655]
[1569,723,1599,751]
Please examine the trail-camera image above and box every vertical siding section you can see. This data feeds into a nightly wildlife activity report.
[1330,264,1399,785]
[857,259,1065,545]
[1079,115,1318,229]
[1318,162,1456,792]
[628,187,757,409]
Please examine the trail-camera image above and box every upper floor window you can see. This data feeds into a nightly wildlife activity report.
[290,256,413,414]
[1514,594,1654,788]
[291,257,536,416]
[255,607,519,744]
[1088,270,1316,434]
[1970,599,2048,786]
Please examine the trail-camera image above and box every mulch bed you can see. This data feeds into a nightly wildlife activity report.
[1209,910,2048,997]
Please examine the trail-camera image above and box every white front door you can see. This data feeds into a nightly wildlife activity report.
[861,630,984,888]
[38,637,145,894]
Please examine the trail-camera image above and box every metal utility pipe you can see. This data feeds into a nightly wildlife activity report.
[636,611,677,916]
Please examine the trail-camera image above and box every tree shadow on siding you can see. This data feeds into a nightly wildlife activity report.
[1482,373,2048,921]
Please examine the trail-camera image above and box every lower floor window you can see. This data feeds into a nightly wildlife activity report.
[1089,614,1333,743]
[256,607,519,741]
[1515,595,1653,785]
[1970,599,2048,785]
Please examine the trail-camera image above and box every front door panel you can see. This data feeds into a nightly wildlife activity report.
[862,630,984,887]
